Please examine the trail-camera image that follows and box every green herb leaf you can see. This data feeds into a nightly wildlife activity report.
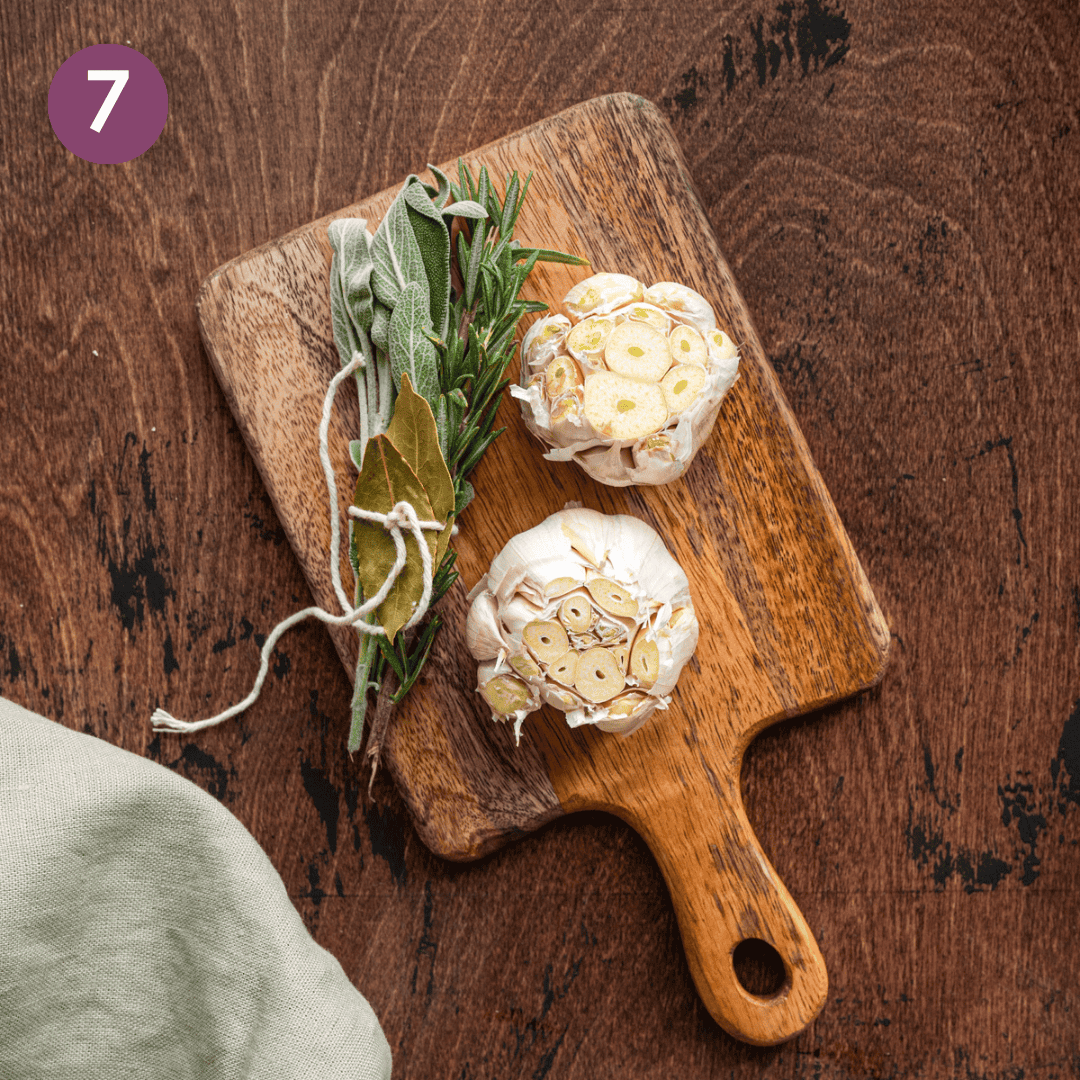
[442,200,488,220]
[465,213,486,309]
[349,439,365,471]
[433,394,452,462]
[454,479,474,514]
[372,194,428,310]
[350,435,437,644]
[371,300,391,353]
[501,172,520,237]
[402,178,452,339]
[427,164,452,209]
[329,220,375,329]
[511,245,590,266]
[388,281,440,406]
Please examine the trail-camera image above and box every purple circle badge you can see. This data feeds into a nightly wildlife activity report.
[48,44,168,165]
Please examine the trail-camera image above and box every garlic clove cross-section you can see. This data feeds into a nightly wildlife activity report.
[511,271,741,487]
[466,507,699,740]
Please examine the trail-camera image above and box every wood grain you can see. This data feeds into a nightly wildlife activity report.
[198,94,889,1044]
[2,0,1078,1073]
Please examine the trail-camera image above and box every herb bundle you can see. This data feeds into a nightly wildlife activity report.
[328,161,585,760]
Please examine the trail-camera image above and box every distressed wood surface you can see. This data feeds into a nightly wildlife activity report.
[2,0,1078,1075]
[197,94,890,1044]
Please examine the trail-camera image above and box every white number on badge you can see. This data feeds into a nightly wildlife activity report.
[87,69,130,132]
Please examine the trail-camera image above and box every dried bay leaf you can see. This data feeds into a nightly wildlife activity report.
[386,373,456,569]
[386,374,454,523]
[351,435,436,643]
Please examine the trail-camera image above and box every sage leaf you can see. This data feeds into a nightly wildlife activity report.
[388,280,440,406]
[427,164,452,209]
[401,178,451,339]
[454,479,474,514]
[328,219,376,333]
[329,218,380,458]
[442,200,488,220]
[350,435,436,644]
[349,439,365,471]
[372,193,428,311]
[329,261,364,369]
[371,300,391,353]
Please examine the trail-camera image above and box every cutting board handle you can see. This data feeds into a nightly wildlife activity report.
[631,769,828,1045]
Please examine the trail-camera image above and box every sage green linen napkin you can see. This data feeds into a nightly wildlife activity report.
[0,696,392,1080]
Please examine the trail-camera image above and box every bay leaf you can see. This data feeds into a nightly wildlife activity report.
[385,373,455,526]
[386,373,456,570]
[350,435,436,643]
[388,280,440,406]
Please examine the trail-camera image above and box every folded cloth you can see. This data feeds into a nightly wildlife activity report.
[0,696,392,1080]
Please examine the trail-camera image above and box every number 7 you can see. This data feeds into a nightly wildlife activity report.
[87,69,130,132]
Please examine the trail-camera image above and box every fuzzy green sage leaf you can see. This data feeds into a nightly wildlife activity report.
[401,178,452,339]
[442,199,488,219]
[371,192,428,311]
[388,280,440,406]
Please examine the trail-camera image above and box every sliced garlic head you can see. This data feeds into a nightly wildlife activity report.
[603,322,672,382]
[466,507,699,740]
[512,271,740,486]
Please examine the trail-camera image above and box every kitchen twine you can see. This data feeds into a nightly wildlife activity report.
[151,353,444,735]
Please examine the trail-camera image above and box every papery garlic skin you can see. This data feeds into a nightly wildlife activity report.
[466,507,699,740]
[510,273,740,487]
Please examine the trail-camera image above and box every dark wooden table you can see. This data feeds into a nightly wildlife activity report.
[4,2,1078,1076]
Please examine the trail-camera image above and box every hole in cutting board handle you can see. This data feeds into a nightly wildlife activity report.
[732,938,788,998]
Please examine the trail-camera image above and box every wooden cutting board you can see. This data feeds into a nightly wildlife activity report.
[197,93,890,1047]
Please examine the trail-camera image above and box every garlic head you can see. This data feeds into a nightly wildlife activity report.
[510,272,741,487]
[466,507,699,740]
